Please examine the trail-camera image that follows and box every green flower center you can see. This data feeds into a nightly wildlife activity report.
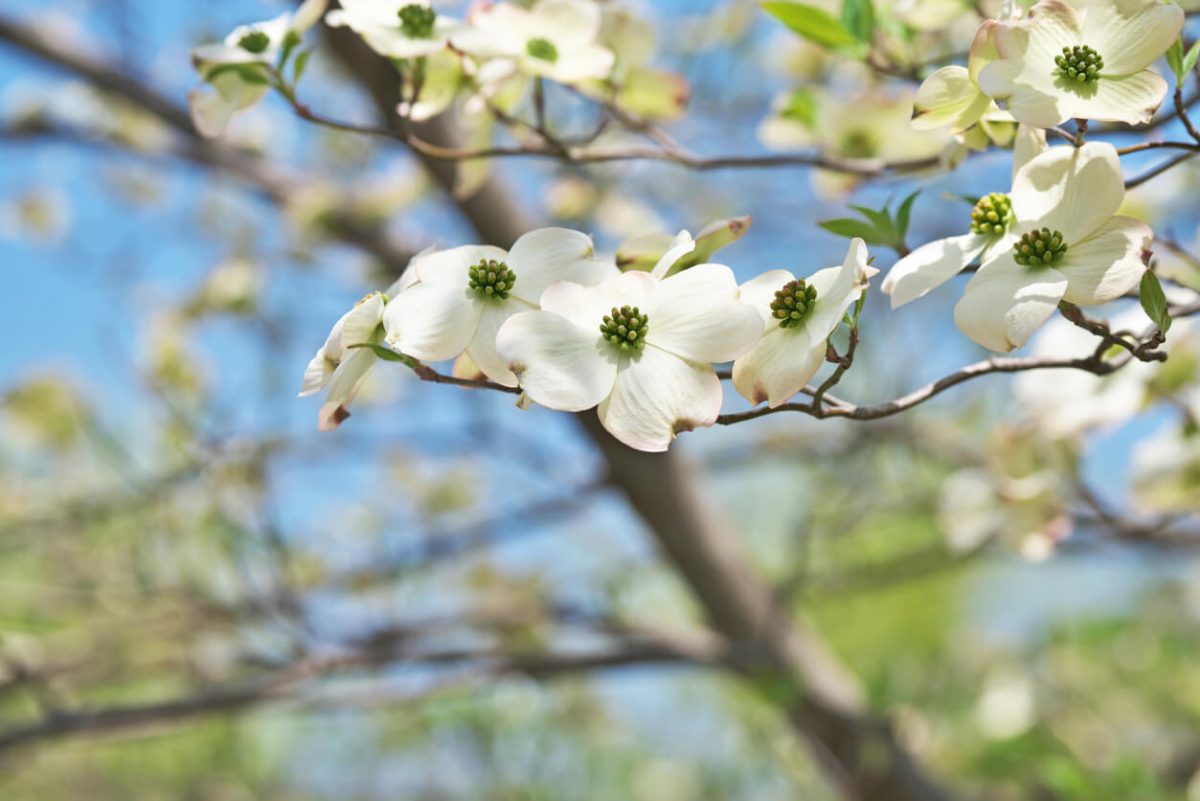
[398,4,437,38]
[468,259,516,300]
[841,130,876,159]
[1013,228,1068,267]
[525,37,559,63]
[969,192,1014,237]
[1055,45,1103,85]
[771,278,818,329]
[237,31,272,54]
[600,305,648,352]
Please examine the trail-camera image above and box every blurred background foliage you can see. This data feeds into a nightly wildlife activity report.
[2,0,1200,799]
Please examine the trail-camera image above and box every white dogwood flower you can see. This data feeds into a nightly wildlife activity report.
[299,289,389,432]
[326,0,461,59]
[882,125,1047,308]
[495,265,762,451]
[732,239,877,408]
[189,0,327,137]
[451,0,615,84]
[977,0,1183,127]
[954,141,1152,352]
[383,228,616,386]
[912,22,1002,134]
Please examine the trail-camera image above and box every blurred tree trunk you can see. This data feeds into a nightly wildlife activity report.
[323,22,958,801]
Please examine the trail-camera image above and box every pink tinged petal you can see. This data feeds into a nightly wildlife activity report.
[597,347,723,452]
[465,300,531,387]
[739,269,797,327]
[967,20,999,83]
[1061,216,1152,304]
[1057,70,1169,126]
[317,346,376,432]
[382,282,482,361]
[506,227,604,302]
[954,256,1068,352]
[495,310,617,411]
[882,234,988,308]
[912,66,992,132]
[1078,0,1184,74]
[1011,142,1124,243]
[413,245,509,287]
[732,327,825,408]
[540,271,655,328]
[643,264,764,363]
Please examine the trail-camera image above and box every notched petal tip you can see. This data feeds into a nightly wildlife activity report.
[318,403,351,432]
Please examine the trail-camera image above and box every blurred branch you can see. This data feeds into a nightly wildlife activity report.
[0,14,415,271]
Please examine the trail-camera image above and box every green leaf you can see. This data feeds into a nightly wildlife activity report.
[849,204,894,233]
[895,191,920,240]
[819,218,891,245]
[1184,39,1200,77]
[349,342,415,364]
[761,2,860,50]
[1167,37,1185,82]
[1139,271,1172,334]
[840,0,875,43]
[292,48,313,84]
[779,87,818,128]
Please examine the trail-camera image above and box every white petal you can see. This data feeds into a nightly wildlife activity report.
[739,269,796,326]
[188,88,237,138]
[291,0,329,34]
[544,45,615,83]
[318,346,375,432]
[1011,142,1124,243]
[465,300,528,386]
[383,282,482,361]
[1011,125,1047,176]
[803,238,878,337]
[495,310,617,411]
[505,227,600,301]
[882,234,988,308]
[977,60,1065,128]
[1061,215,1151,304]
[539,271,655,329]
[732,327,825,408]
[1078,0,1183,74]
[533,0,602,49]
[649,230,696,279]
[643,264,763,363]
[912,66,992,133]
[954,256,1068,351]
[340,292,386,347]
[298,347,334,397]
[597,347,723,452]
[413,244,509,287]
[1058,71,1169,126]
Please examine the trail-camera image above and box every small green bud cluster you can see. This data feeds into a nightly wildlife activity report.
[969,192,1013,236]
[468,259,516,299]
[525,37,559,63]
[600,305,649,352]
[398,4,437,38]
[1013,227,1068,267]
[1055,45,1103,85]
[771,278,818,328]
[238,31,272,54]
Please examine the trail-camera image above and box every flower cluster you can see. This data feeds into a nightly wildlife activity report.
[301,228,874,451]
[189,0,624,137]
[912,0,1183,129]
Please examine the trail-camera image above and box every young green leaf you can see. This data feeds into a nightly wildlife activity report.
[1167,37,1185,82]
[895,191,920,240]
[349,342,415,364]
[1139,271,1172,334]
[819,217,891,245]
[1184,39,1200,77]
[840,0,875,43]
[761,2,860,50]
[292,48,313,84]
